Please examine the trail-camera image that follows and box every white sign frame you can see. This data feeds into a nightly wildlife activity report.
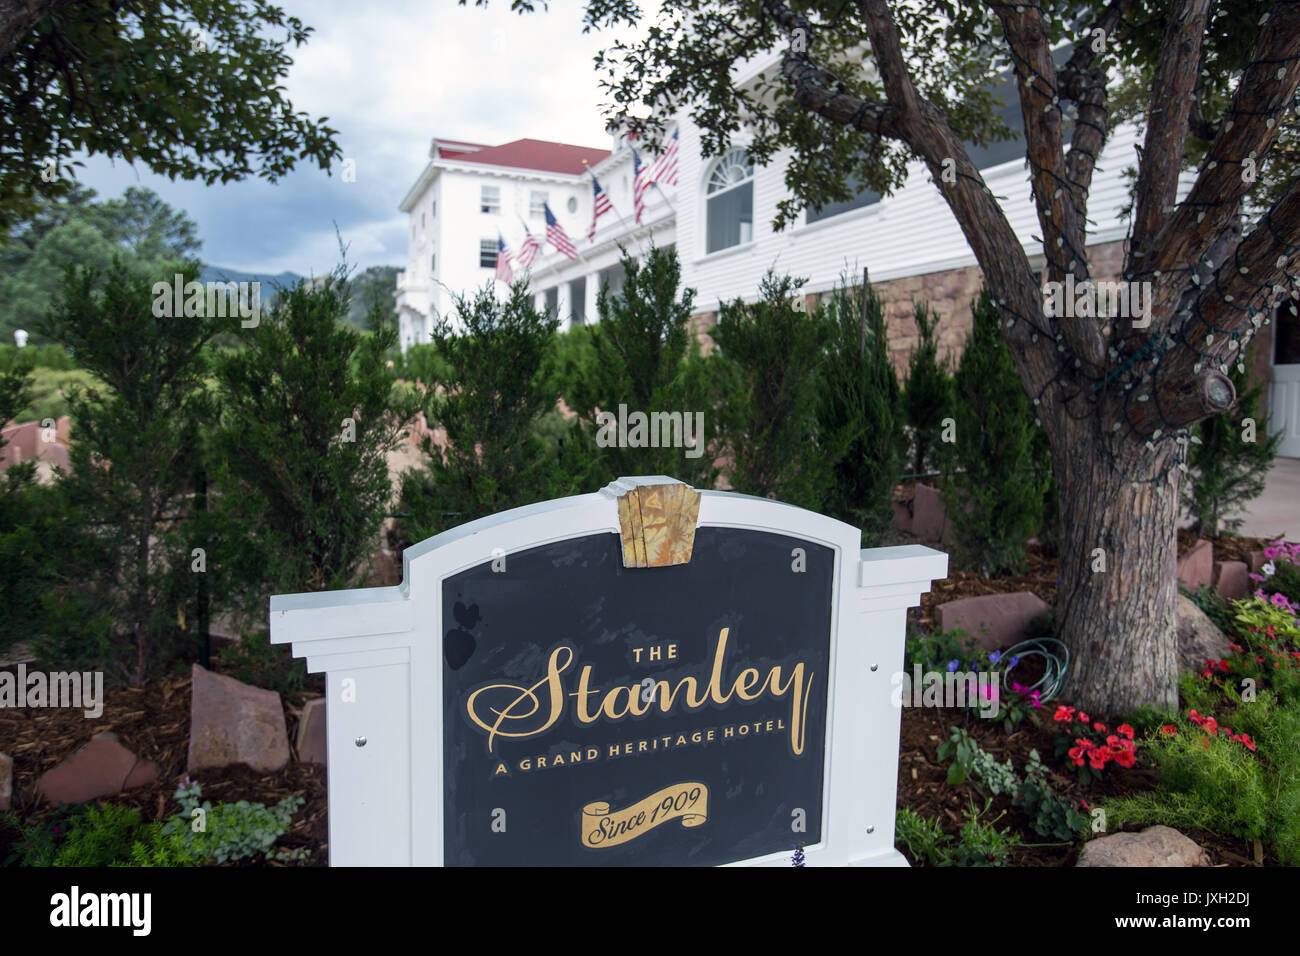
[270,476,947,867]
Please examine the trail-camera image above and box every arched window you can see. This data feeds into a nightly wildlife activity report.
[705,150,754,253]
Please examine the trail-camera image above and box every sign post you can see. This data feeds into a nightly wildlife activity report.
[270,476,946,866]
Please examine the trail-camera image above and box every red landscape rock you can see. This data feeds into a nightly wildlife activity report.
[296,697,327,764]
[0,752,11,811]
[1213,560,1250,601]
[1249,550,1267,574]
[188,663,290,773]
[936,591,1050,651]
[911,483,947,543]
[1176,538,1213,591]
[892,500,911,534]
[34,732,158,805]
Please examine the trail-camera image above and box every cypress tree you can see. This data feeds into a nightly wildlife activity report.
[1183,347,1282,537]
[207,271,417,622]
[816,277,906,545]
[398,280,576,540]
[712,272,829,509]
[901,301,953,477]
[559,244,718,487]
[36,260,223,684]
[941,288,1047,576]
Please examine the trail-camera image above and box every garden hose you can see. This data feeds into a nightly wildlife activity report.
[999,637,1070,703]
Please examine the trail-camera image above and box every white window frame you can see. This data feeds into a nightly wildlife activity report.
[703,149,755,256]
[479,238,497,268]
[481,185,501,215]
[529,190,548,218]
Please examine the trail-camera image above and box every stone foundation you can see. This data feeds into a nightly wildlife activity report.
[688,239,1130,379]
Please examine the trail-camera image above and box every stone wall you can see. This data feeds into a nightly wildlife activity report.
[688,239,1130,379]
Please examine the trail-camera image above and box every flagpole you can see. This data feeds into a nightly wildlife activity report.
[582,158,644,256]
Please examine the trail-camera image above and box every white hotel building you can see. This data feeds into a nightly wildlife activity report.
[396,66,1300,457]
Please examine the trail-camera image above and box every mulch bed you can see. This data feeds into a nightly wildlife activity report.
[4,514,1289,867]
[0,661,328,867]
[898,705,1276,866]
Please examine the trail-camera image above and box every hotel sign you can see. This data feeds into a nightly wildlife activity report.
[271,476,946,866]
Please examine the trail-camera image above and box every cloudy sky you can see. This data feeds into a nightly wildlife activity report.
[75,0,632,276]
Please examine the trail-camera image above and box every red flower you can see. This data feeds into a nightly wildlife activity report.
[1160,725,1177,736]
[1203,717,1219,735]
[1088,751,1107,770]
[1218,660,1231,673]
[1053,705,1076,722]
[1117,724,1135,740]
[1239,734,1257,752]
[1229,643,1243,653]
[1094,722,1107,732]
[1106,734,1121,748]
[1113,748,1137,768]
[1068,745,1085,765]
[1078,712,1091,723]
[1201,670,1213,679]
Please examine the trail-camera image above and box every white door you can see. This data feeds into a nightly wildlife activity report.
[1271,301,1300,458]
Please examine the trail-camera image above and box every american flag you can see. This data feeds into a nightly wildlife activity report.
[632,148,649,224]
[588,176,612,241]
[517,222,540,269]
[493,234,513,283]
[646,128,679,187]
[544,203,578,260]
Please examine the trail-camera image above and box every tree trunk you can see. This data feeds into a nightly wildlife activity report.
[1055,428,1181,715]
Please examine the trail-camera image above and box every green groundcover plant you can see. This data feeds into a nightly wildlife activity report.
[3,779,304,867]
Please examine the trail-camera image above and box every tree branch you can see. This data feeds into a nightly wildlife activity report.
[990,1,1105,370]
[851,0,1059,416]
[0,0,79,64]
[1143,1,1300,283]
[1043,0,1133,211]
[1129,0,1211,262]
[761,0,903,139]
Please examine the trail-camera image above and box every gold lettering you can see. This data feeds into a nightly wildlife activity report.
[571,664,601,724]
[466,646,573,753]
[734,666,762,700]
[601,684,636,720]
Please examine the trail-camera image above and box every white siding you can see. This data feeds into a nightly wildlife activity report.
[678,119,1147,313]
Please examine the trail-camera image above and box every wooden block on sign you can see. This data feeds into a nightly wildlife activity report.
[617,482,701,567]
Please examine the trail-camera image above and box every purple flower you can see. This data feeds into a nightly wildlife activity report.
[1009,655,1019,667]
[947,659,960,672]
[1272,592,1292,609]
[989,650,1001,663]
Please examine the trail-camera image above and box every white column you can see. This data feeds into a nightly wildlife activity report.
[585,271,601,325]
[556,281,573,331]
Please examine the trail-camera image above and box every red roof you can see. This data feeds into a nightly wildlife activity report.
[438,138,610,175]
